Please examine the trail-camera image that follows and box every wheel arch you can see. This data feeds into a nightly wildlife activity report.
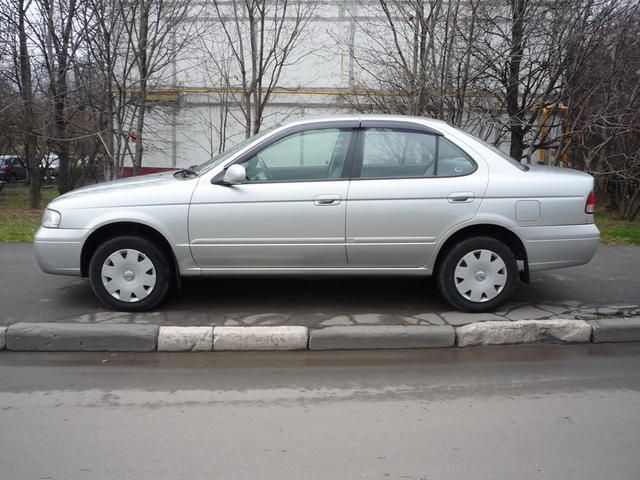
[80,221,180,286]
[433,223,529,283]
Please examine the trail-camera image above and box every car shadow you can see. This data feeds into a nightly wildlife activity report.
[163,276,451,316]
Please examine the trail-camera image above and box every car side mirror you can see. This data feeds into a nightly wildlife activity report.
[222,164,247,185]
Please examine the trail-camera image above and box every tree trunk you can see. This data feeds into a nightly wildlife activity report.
[507,0,526,161]
[102,72,116,180]
[133,98,145,175]
[18,0,40,209]
[134,0,149,175]
[54,86,72,193]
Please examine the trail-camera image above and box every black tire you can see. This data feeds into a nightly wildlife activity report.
[89,235,172,311]
[436,236,519,313]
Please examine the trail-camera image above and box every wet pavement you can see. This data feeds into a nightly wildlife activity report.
[1,343,640,479]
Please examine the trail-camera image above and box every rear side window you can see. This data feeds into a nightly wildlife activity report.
[359,129,475,179]
[437,137,476,177]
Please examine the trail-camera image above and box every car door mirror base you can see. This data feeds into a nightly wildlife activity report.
[215,164,247,186]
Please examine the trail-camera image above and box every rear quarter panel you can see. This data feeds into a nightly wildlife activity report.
[481,166,593,227]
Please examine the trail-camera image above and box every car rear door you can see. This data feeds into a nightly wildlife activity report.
[345,121,488,268]
[189,123,358,269]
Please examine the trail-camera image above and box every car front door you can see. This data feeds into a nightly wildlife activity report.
[189,125,357,269]
[346,123,488,268]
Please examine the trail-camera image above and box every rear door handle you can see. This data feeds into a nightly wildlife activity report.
[313,194,341,206]
[448,192,475,203]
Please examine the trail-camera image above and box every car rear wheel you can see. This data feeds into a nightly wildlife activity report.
[89,236,172,311]
[436,236,518,312]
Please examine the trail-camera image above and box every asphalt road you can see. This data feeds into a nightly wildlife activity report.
[1,343,640,479]
[1,243,639,325]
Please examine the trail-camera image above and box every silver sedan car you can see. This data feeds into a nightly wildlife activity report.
[35,116,600,312]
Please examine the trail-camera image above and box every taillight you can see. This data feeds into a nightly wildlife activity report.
[585,191,596,214]
[0,164,9,173]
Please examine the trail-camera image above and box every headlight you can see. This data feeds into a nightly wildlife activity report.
[42,208,61,228]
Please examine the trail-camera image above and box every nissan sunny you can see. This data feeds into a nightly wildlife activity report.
[35,116,600,312]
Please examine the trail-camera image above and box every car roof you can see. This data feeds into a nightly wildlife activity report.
[282,114,449,130]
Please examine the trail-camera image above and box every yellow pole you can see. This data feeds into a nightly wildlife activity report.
[539,106,550,164]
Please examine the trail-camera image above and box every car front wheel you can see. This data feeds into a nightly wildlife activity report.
[436,236,519,313]
[89,236,172,311]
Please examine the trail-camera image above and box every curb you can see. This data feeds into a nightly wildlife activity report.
[590,317,640,343]
[158,326,213,352]
[214,326,308,351]
[6,323,158,352]
[309,325,454,350]
[455,319,591,347]
[0,317,639,352]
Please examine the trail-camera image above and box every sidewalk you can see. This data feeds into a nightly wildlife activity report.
[49,302,640,329]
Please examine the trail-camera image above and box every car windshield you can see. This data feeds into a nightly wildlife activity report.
[457,130,528,171]
[192,130,272,175]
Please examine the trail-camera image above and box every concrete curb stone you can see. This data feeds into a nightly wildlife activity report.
[213,326,308,351]
[590,317,640,343]
[6,323,158,352]
[158,326,213,352]
[1,316,639,353]
[456,319,591,347]
[309,325,455,350]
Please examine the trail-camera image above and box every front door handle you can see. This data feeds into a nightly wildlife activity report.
[448,192,475,203]
[313,194,341,206]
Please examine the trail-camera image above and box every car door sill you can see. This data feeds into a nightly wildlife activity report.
[183,267,432,276]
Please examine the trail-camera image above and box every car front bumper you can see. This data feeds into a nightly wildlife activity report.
[515,223,600,272]
[34,227,88,276]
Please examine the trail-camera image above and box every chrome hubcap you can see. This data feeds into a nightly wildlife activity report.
[454,249,507,303]
[101,249,156,303]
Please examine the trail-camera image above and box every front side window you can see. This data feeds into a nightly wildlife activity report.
[193,131,270,175]
[242,128,353,182]
[359,129,475,178]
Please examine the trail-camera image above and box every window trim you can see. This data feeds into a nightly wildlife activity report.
[212,121,359,184]
[351,127,478,181]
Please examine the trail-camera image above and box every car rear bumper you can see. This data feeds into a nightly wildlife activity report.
[515,224,600,272]
[34,227,88,276]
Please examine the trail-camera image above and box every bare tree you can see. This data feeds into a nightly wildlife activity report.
[207,0,317,138]
[26,0,83,193]
[0,0,42,206]
[341,1,497,137]
[467,0,582,160]
[562,2,640,220]
[119,0,199,175]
